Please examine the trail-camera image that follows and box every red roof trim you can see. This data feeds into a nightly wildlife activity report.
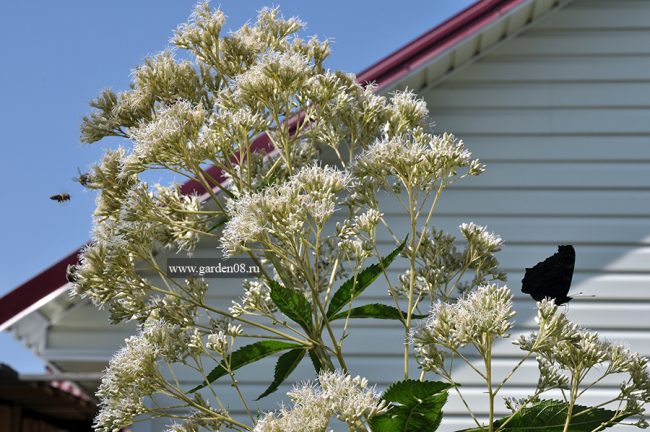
[0,0,527,327]
[357,0,525,89]
[0,249,79,327]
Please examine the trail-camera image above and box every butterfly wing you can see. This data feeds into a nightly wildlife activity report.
[521,245,575,304]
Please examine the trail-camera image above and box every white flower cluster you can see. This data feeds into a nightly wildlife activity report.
[71,238,152,324]
[336,209,383,262]
[413,284,515,372]
[254,370,386,432]
[459,222,503,255]
[515,300,650,424]
[355,208,383,233]
[353,131,483,193]
[95,320,187,432]
[229,279,276,317]
[388,89,429,131]
[89,147,139,220]
[206,331,229,355]
[221,164,349,256]
[155,184,209,252]
[203,106,269,155]
[304,73,388,154]
[236,51,311,110]
[130,101,206,168]
[172,2,226,59]
[396,224,505,300]
[119,51,202,117]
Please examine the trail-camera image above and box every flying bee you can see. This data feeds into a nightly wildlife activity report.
[72,168,91,187]
[50,193,71,203]
[66,264,78,283]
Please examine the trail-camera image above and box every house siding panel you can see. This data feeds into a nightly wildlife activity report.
[420,0,650,428]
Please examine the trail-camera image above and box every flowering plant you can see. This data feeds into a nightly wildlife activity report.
[71,3,650,431]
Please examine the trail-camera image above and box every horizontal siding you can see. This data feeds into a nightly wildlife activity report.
[429,108,650,134]
[463,136,650,161]
[429,83,650,109]
[448,57,650,82]
[46,324,650,357]
[456,162,650,189]
[490,30,650,56]
[386,190,650,216]
[426,0,650,428]
[534,0,650,30]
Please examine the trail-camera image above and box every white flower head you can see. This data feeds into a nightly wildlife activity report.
[389,89,429,127]
[235,51,311,108]
[172,2,226,51]
[355,208,383,234]
[353,131,479,193]
[221,164,349,256]
[254,370,385,431]
[230,279,275,316]
[318,370,387,426]
[206,331,229,355]
[459,222,503,254]
[413,284,515,370]
[130,101,206,166]
[95,320,185,431]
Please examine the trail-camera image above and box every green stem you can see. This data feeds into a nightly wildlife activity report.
[404,183,417,379]
[563,374,579,432]
[485,335,495,432]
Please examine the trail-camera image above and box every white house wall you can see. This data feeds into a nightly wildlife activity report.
[420,0,650,429]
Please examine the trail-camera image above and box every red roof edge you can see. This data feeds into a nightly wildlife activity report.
[357,0,526,89]
[0,248,79,328]
[0,0,526,328]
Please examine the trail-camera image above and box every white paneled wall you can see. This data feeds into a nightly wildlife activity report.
[421,0,650,428]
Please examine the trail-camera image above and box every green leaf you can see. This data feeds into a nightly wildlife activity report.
[381,380,453,405]
[329,304,428,322]
[308,349,323,373]
[256,348,306,400]
[370,380,452,432]
[458,399,628,432]
[188,340,301,393]
[327,237,407,319]
[207,216,228,233]
[269,280,313,333]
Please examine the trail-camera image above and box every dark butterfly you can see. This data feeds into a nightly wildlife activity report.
[521,245,575,305]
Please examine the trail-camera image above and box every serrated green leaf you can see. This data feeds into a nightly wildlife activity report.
[269,280,313,333]
[458,399,628,432]
[256,348,306,400]
[371,397,447,432]
[370,380,451,432]
[308,349,323,373]
[382,379,453,404]
[327,237,407,319]
[188,340,301,393]
[329,303,428,322]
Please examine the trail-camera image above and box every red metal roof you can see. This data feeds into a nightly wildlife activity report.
[358,0,525,89]
[0,0,525,328]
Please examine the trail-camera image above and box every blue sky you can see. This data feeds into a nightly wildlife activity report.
[0,0,475,372]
